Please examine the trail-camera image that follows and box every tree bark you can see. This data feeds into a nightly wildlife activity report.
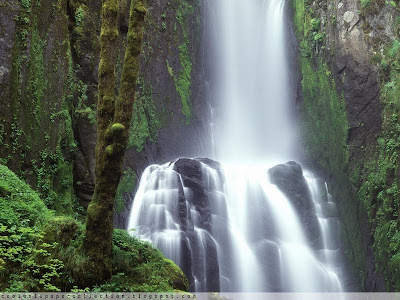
[84,0,146,284]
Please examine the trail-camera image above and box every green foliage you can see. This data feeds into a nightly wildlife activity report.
[389,40,400,58]
[361,0,372,9]
[75,106,96,125]
[28,28,47,128]
[170,1,195,124]
[357,42,400,289]
[0,164,52,227]
[4,1,78,218]
[0,225,63,292]
[300,58,349,179]
[0,166,187,292]
[75,5,86,28]
[128,78,160,152]
[292,0,349,180]
[115,168,137,213]
[0,164,62,291]
[74,79,96,125]
[310,18,320,31]
[99,229,188,292]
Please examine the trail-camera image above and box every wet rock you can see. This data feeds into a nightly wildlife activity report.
[172,158,223,291]
[174,158,203,181]
[268,161,322,248]
[163,258,190,291]
[255,240,282,291]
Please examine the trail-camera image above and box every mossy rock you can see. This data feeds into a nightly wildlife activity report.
[110,229,189,292]
[0,164,52,227]
[42,216,80,247]
[162,258,189,291]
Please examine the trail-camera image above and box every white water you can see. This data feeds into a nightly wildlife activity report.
[128,161,345,292]
[127,0,345,293]
[213,0,296,162]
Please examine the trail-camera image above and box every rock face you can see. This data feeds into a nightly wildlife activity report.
[0,0,211,222]
[268,161,321,248]
[289,0,400,291]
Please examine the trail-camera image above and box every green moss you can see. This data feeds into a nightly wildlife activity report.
[300,59,349,177]
[292,0,369,286]
[2,0,77,218]
[389,39,400,58]
[357,42,400,290]
[111,123,125,135]
[104,229,188,292]
[28,28,47,127]
[361,0,372,9]
[75,106,96,125]
[293,0,400,290]
[162,258,189,291]
[293,0,349,178]
[0,164,52,227]
[115,168,136,213]
[170,1,195,124]
[0,165,185,291]
[166,59,174,77]
[105,145,114,156]
[128,78,160,152]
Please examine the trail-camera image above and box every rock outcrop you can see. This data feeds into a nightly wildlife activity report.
[0,0,212,225]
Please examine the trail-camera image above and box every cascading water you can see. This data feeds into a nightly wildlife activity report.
[127,0,347,293]
[214,0,296,161]
[128,160,345,292]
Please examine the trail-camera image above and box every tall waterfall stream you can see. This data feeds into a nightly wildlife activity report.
[128,0,346,293]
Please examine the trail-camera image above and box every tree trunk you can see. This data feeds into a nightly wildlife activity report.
[84,0,146,284]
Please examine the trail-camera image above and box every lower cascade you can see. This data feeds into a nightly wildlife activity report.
[128,158,346,292]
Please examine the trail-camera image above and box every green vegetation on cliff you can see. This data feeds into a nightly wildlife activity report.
[128,78,160,152]
[292,0,366,286]
[2,0,79,217]
[358,37,400,290]
[164,0,198,125]
[174,2,194,124]
[115,168,137,213]
[292,0,400,290]
[292,0,349,184]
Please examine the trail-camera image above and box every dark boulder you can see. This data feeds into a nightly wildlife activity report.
[268,161,322,248]
[172,158,224,291]
[174,158,205,196]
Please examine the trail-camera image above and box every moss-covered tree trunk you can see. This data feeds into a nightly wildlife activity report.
[84,0,146,283]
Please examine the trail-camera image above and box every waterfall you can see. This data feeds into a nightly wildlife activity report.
[127,0,346,293]
[128,160,345,292]
[213,0,297,161]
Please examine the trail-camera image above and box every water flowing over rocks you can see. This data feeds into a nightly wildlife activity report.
[128,158,346,292]
[268,161,322,248]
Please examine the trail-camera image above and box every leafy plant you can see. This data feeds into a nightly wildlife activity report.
[360,0,372,9]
